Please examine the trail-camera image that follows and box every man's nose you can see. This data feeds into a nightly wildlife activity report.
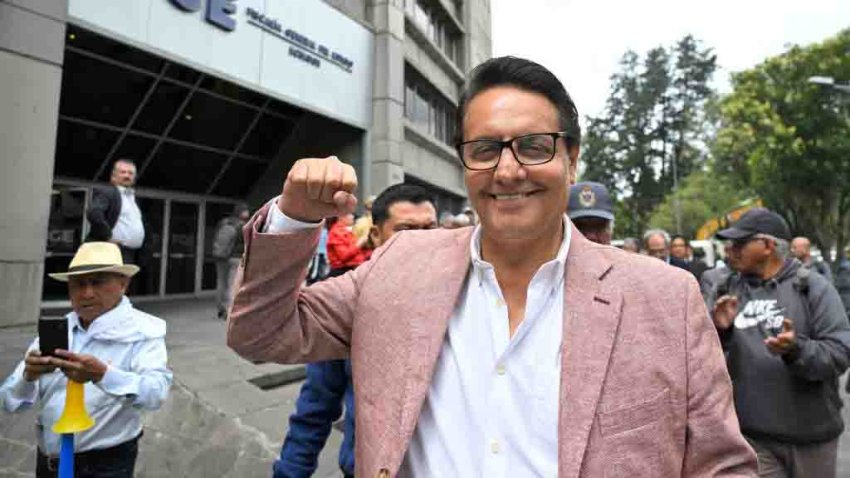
[493,145,525,182]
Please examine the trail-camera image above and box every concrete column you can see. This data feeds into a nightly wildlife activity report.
[367,0,406,196]
[0,0,67,326]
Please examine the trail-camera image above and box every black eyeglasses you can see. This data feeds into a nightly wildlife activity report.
[455,131,573,171]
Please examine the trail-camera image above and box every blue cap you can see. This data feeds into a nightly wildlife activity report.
[568,182,614,221]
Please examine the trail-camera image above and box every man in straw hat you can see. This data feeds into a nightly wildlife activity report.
[0,242,172,477]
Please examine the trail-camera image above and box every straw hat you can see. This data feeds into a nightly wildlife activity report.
[48,242,140,281]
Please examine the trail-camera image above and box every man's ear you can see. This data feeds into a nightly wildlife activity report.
[567,145,580,185]
[369,225,382,247]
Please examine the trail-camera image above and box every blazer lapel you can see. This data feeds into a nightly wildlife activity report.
[558,228,623,478]
[386,228,473,472]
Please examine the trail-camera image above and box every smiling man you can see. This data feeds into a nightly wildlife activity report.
[227,56,756,476]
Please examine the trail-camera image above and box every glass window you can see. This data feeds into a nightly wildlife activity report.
[268,99,305,120]
[59,50,156,127]
[238,113,295,159]
[139,142,228,194]
[164,61,202,85]
[43,186,87,301]
[53,120,119,179]
[211,159,269,198]
[169,91,258,151]
[404,65,457,146]
[133,81,191,135]
[97,134,156,182]
[200,76,266,107]
[66,25,164,74]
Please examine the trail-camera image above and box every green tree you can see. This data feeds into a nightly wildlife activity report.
[582,35,717,237]
[713,29,850,261]
[647,169,752,238]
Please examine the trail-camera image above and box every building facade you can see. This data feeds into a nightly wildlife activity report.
[0,0,491,325]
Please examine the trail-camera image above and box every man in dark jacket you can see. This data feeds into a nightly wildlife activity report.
[212,204,250,320]
[86,159,145,265]
[273,184,437,478]
[708,208,850,477]
[791,236,833,282]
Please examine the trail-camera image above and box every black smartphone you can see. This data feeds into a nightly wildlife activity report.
[38,318,68,357]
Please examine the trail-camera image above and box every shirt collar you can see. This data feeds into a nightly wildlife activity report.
[116,185,134,195]
[68,296,131,335]
[469,214,572,285]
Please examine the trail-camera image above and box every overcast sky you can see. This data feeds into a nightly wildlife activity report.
[492,0,850,123]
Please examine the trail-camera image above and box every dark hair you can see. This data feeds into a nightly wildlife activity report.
[670,234,689,247]
[372,184,435,226]
[455,56,581,147]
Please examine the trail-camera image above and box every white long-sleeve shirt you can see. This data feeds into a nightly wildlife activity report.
[265,199,569,476]
[0,297,172,455]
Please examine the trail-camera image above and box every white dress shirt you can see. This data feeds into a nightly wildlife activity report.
[0,297,172,455]
[399,218,569,477]
[264,199,570,476]
[110,186,145,249]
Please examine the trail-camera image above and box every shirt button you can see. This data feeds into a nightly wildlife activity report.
[496,364,506,375]
[491,439,501,454]
[495,298,505,307]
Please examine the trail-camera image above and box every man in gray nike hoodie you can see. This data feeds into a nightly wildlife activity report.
[708,208,850,478]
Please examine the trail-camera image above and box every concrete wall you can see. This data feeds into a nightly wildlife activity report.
[323,0,370,27]
[465,0,493,71]
[367,0,407,197]
[0,0,67,327]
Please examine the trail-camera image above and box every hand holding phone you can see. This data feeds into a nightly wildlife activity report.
[23,350,57,382]
[39,318,68,357]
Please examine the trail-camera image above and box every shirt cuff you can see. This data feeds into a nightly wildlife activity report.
[95,365,138,397]
[264,196,323,233]
[13,378,38,403]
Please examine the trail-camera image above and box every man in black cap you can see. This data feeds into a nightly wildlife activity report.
[708,208,850,477]
[567,181,614,245]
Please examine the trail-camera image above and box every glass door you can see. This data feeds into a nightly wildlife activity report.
[134,197,165,296]
[166,201,199,294]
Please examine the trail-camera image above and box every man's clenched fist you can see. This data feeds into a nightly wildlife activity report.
[278,156,358,222]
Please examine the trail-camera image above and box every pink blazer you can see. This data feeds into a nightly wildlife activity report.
[228,204,757,477]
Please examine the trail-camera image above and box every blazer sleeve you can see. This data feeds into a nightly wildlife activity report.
[86,187,115,241]
[226,203,401,364]
[681,278,758,476]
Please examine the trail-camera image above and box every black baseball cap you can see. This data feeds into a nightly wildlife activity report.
[568,182,614,221]
[715,208,791,241]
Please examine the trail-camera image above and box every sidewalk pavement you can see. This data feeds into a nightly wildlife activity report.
[0,298,343,477]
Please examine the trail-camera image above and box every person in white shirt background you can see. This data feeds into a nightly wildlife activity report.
[86,159,146,266]
[0,242,172,477]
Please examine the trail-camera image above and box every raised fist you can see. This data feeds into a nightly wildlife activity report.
[277,156,358,222]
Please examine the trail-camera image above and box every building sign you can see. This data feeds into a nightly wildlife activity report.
[69,0,374,128]
[245,7,354,73]
[169,0,237,31]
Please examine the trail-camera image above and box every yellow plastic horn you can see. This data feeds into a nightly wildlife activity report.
[52,380,95,434]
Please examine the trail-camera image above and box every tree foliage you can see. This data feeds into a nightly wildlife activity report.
[582,35,717,237]
[646,169,751,238]
[712,29,850,260]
